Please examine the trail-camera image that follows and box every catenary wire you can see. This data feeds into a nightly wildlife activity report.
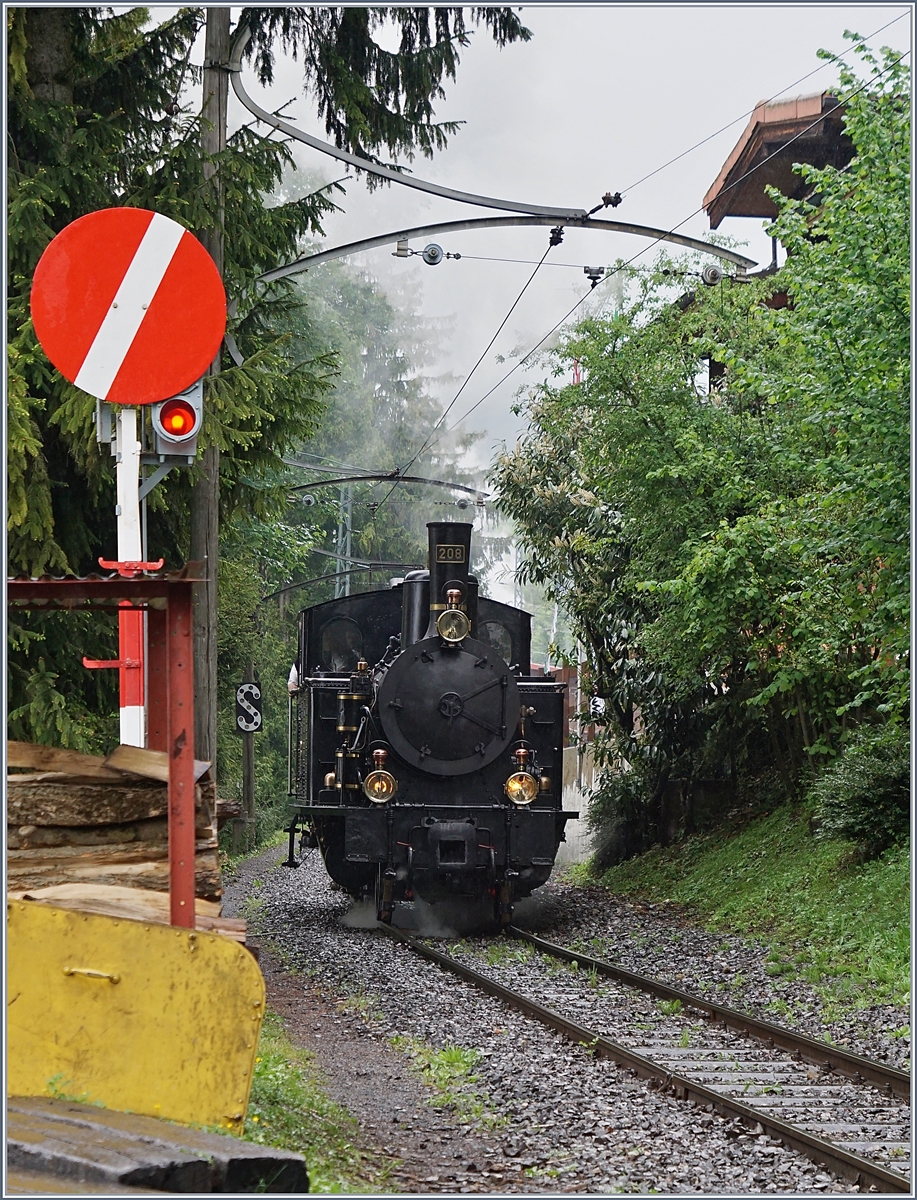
[620,13,908,195]
[455,255,608,269]
[371,238,557,517]
[441,46,910,439]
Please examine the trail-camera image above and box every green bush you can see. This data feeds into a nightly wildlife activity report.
[809,725,910,858]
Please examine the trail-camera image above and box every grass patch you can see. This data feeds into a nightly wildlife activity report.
[220,828,288,879]
[657,999,683,1017]
[483,939,534,968]
[591,803,909,1007]
[243,1010,388,1193]
[392,1036,503,1129]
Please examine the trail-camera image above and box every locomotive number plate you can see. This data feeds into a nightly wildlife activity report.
[435,544,465,563]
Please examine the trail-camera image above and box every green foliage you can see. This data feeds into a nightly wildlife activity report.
[492,39,909,857]
[7,612,120,752]
[245,1010,388,1192]
[809,724,910,858]
[593,803,910,1007]
[241,7,531,172]
[6,8,335,748]
[391,1035,501,1128]
[216,518,316,839]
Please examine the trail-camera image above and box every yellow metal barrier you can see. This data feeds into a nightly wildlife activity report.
[7,901,265,1133]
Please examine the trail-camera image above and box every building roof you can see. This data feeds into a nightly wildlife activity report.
[704,92,852,229]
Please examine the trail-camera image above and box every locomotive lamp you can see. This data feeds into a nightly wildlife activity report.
[436,588,471,644]
[505,771,538,805]
[363,748,398,804]
[505,747,537,805]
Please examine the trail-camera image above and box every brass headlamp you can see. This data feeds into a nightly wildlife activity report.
[436,588,471,644]
[363,748,397,804]
[505,747,537,806]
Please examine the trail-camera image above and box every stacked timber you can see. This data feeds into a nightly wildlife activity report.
[7,741,222,901]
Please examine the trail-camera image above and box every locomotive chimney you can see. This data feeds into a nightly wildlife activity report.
[424,522,473,639]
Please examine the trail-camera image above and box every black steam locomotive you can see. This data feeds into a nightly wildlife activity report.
[284,521,575,927]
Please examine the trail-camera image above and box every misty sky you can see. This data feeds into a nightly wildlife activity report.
[238,3,911,477]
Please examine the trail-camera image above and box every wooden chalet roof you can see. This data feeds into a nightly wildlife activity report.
[703,92,853,229]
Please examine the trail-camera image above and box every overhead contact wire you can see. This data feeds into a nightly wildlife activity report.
[372,238,556,518]
[621,13,908,196]
[443,46,910,438]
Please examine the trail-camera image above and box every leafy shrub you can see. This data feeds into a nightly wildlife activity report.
[809,725,909,858]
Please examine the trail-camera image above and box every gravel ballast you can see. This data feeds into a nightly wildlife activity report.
[224,845,909,1194]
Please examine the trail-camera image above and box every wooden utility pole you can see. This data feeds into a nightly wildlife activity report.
[191,8,230,769]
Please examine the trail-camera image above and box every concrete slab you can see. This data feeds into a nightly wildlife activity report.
[7,1097,308,1193]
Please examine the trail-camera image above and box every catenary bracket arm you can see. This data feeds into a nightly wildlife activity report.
[261,215,757,285]
[228,26,588,220]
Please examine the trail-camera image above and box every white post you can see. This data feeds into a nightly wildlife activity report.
[116,406,142,560]
[115,406,145,746]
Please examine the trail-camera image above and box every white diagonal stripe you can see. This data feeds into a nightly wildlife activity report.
[74,212,186,400]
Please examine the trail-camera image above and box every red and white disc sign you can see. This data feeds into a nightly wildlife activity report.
[30,208,226,406]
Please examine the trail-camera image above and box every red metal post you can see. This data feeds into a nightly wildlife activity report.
[168,583,196,927]
[147,605,169,753]
[119,602,145,744]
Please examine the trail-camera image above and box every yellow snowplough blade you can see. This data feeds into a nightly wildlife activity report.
[7,900,264,1134]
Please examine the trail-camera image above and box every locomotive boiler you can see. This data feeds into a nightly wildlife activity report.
[284,521,575,927]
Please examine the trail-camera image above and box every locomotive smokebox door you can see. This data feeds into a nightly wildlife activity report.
[378,637,520,775]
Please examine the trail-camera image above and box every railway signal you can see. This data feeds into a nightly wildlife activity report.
[30,207,226,746]
[235,682,263,733]
[151,379,204,459]
[235,680,262,853]
[30,208,226,406]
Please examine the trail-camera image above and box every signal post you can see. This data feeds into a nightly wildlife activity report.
[30,207,224,750]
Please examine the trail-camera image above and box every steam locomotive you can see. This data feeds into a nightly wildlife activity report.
[284,521,575,927]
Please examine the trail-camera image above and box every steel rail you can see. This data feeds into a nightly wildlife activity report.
[509,928,910,1100]
[229,26,588,221]
[258,215,756,284]
[377,923,910,1193]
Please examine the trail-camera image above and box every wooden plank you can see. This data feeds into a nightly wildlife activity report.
[8,817,169,851]
[8,841,218,867]
[7,883,222,919]
[103,745,211,784]
[7,782,168,828]
[5,883,242,938]
[7,742,123,780]
[8,817,215,851]
[6,850,222,901]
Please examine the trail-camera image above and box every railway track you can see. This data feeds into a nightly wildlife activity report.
[378,923,911,1193]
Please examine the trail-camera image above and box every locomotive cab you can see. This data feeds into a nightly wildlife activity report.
[287,521,575,929]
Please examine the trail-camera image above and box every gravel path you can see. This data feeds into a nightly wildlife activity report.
[224,846,909,1194]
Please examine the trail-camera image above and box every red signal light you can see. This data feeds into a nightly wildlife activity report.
[158,398,197,439]
[151,380,202,455]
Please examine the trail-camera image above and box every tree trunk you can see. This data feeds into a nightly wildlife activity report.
[190,8,230,769]
[24,8,74,105]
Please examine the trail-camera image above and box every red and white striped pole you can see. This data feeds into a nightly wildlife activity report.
[83,407,156,746]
